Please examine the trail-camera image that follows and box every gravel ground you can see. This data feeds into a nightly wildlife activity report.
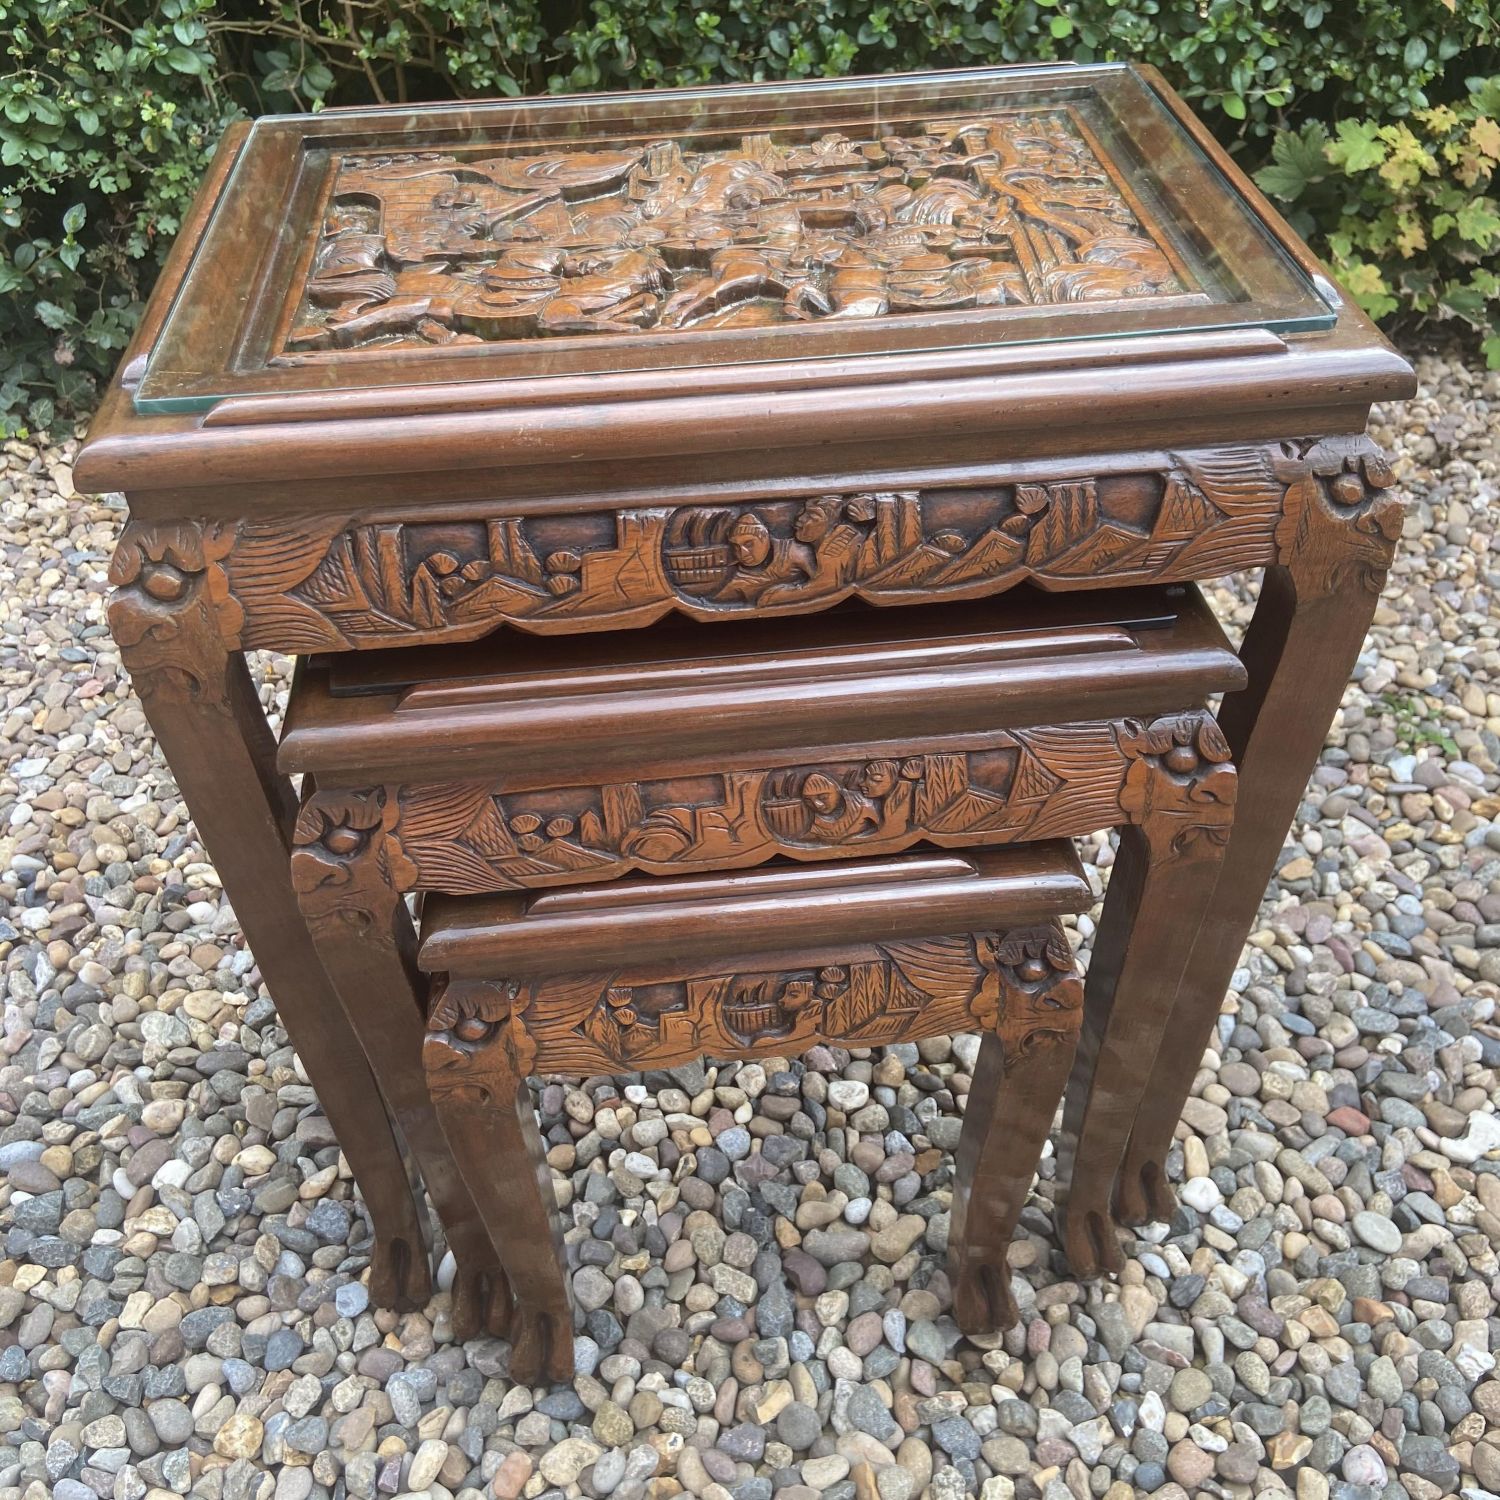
[0,352,1497,1500]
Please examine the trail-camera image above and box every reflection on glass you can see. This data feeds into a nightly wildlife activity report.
[135,65,1333,413]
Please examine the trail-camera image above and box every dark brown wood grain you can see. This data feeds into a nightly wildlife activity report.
[289,799,512,1342]
[419,848,1090,1362]
[87,62,1415,1351]
[106,529,434,1315]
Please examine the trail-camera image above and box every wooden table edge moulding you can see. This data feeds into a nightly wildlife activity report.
[78,62,1415,1332]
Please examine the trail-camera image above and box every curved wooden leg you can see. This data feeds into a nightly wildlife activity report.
[1056,708,1230,1260]
[108,527,432,1309]
[1118,453,1401,1220]
[292,791,511,1340]
[425,981,574,1383]
[1058,712,1236,1270]
[950,926,1083,1336]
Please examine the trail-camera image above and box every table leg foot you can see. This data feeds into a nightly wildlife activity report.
[447,1223,513,1342]
[1060,1194,1127,1280]
[951,1257,1019,1337]
[368,1230,431,1312]
[1112,1154,1178,1228]
[510,1309,574,1385]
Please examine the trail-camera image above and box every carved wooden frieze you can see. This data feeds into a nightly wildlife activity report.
[340,723,1128,895]
[291,711,1233,897]
[422,921,1082,1083]
[284,109,1186,356]
[107,437,1399,654]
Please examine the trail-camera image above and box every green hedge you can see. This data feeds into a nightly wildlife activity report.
[2,0,1497,435]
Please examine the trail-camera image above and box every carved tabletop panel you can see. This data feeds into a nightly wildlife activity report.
[285,109,1188,355]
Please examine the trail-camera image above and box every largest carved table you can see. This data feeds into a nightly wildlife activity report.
[77,63,1415,1314]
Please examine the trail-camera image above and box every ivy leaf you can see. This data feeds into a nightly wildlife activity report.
[1339,262,1399,320]
[1254,122,1329,199]
[1470,117,1500,163]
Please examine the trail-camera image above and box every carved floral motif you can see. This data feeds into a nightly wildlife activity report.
[1119,713,1237,861]
[285,110,1185,354]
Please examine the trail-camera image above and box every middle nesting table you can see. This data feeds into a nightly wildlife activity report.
[280,583,1243,1370]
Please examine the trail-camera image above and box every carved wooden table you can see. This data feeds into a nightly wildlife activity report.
[281,585,1240,1372]
[78,63,1414,1334]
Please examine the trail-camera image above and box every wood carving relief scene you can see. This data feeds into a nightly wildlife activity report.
[283,109,1187,354]
[389,728,1129,894]
[249,448,1280,647]
[424,925,1081,1078]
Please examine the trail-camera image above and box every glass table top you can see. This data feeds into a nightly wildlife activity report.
[132,64,1336,414]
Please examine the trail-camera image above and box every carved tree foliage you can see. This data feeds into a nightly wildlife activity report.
[123,437,1394,653]
[422,922,1081,1078]
[285,110,1185,355]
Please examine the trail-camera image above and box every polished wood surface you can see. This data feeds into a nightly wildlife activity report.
[419,847,1089,1370]
[85,61,1414,1356]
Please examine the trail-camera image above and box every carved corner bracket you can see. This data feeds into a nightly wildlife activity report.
[1118,710,1238,862]
[291,788,418,938]
[106,519,243,702]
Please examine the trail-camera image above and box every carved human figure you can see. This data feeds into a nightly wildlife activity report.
[711,511,815,601]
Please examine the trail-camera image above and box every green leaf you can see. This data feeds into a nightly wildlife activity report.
[1327,119,1387,173]
[1222,93,1247,120]
[166,46,205,75]
[1255,122,1330,198]
[62,203,85,234]
[35,301,71,330]
[1454,198,1500,248]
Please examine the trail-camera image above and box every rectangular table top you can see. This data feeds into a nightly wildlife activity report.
[133,63,1332,415]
